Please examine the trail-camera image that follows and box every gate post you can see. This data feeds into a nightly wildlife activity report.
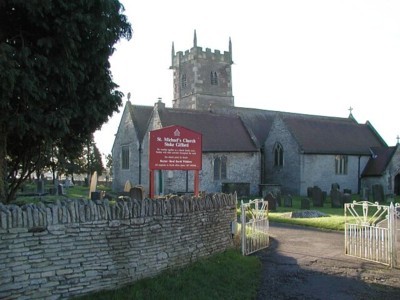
[241,200,246,255]
[389,203,396,268]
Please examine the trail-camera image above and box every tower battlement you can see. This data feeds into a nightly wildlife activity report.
[172,46,232,67]
[170,30,234,110]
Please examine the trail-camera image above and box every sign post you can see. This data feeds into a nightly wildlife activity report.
[149,125,202,198]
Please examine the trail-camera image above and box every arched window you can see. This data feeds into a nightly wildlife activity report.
[274,143,284,167]
[213,155,227,180]
[181,73,187,89]
[210,71,218,85]
[121,146,129,169]
[335,155,348,175]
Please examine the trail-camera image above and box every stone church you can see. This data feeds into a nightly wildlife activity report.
[112,31,400,198]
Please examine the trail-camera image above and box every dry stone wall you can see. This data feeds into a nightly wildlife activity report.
[0,194,237,299]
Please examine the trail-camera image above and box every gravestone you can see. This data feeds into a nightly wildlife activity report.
[331,188,343,208]
[276,192,282,207]
[311,186,324,207]
[343,188,352,195]
[301,198,310,209]
[361,187,369,201]
[284,195,293,207]
[307,187,313,198]
[130,186,145,201]
[331,183,340,191]
[264,192,277,211]
[57,183,64,196]
[36,179,45,195]
[88,171,97,199]
[372,184,385,203]
[342,193,352,204]
[124,180,132,193]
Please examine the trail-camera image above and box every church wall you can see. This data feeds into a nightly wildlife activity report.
[161,152,260,196]
[300,154,369,196]
[112,106,141,192]
[264,116,301,195]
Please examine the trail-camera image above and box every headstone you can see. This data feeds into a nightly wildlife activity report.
[284,195,292,207]
[130,186,145,201]
[36,179,45,195]
[331,188,343,208]
[361,187,369,201]
[301,198,310,209]
[88,171,98,199]
[64,178,72,188]
[331,183,340,191]
[264,192,276,211]
[372,184,385,203]
[343,188,352,195]
[307,187,313,198]
[124,180,132,193]
[342,193,352,204]
[57,183,64,196]
[91,191,101,200]
[311,186,324,207]
[276,192,282,207]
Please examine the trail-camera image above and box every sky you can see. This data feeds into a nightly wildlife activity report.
[94,0,400,157]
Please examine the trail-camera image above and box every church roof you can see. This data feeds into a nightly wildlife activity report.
[128,103,153,142]
[282,114,387,155]
[362,146,397,176]
[157,108,258,152]
[126,101,387,155]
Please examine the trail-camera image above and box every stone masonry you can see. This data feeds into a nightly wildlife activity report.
[0,194,237,299]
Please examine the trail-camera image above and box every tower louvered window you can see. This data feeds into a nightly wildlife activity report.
[181,73,187,88]
[210,71,218,85]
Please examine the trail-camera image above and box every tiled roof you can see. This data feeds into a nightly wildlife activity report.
[282,114,387,155]
[157,108,258,152]
[362,146,397,176]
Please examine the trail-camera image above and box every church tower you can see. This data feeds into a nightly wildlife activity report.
[170,30,234,110]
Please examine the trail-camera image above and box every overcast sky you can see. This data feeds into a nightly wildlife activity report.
[94,0,400,157]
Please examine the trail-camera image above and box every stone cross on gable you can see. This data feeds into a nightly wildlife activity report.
[397,135,399,144]
[348,106,353,114]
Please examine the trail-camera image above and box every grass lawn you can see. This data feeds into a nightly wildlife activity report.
[73,249,261,300]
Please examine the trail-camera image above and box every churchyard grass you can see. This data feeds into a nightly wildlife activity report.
[73,249,261,300]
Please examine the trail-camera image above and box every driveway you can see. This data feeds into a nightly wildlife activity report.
[255,223,400,300]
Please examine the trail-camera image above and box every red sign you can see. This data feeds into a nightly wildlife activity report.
[149,125,202,170]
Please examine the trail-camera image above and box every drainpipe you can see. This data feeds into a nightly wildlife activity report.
[138,144,142,184]
[357,155,361,194]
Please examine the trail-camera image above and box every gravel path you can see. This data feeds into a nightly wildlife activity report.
[255,222,400,300]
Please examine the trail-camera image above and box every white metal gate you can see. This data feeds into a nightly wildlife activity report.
[345,201,399,268]
[240,199,269,255]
